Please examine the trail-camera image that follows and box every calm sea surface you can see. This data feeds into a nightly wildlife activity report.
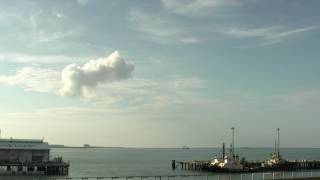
[3,148,320,179]
[51,147,320,177]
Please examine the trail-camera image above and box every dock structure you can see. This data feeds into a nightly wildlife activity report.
[172,160,210,171]
[173,159,320,172]
[171,128,320,173]
[0,138,69,176]
[34,172,320,180]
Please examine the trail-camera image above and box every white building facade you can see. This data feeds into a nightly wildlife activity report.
[0,139,50,163]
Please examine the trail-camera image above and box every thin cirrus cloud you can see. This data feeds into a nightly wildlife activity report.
[129,7,315,46]
[161,0,239,17]
[130,9,317,47]
[222,26,316,46]
[0,53,83,64]
[129,9,202,44]
[77,0,89,6]
[0,67,61,93]
[127,0,316,47]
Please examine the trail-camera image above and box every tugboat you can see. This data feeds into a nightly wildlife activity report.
[262,128,287,170]
[204,127,245,172]
[208,143,244,172]
[173,127,320,173]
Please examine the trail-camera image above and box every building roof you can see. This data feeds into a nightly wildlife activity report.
[0,138,50,150]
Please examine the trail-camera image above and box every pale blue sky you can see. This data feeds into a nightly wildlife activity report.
[0,0,319,147]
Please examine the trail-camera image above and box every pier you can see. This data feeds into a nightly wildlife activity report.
[0,161,69,175]
[32,172,320,180]
[172,160,320,172]
[171,128,320,174]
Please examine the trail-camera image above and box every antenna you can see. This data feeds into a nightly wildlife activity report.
[222,142,225,160]
[277,128,280,157]
[231,127,235,156]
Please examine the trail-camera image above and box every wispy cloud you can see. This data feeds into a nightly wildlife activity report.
[0,53,84,64]
[29,11,76,43]
[162,0,239,17]
[129,8,202,44]
[129,7,315,47]
[0,67,60,93]
[0,65,208,111]
[223,26,316,46]
[77,0,89,6]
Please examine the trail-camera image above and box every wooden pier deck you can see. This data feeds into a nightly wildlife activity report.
[0,161,69,176]
[172,160,320,172]
[32,173,320,180]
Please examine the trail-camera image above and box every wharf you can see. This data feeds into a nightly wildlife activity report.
[172,160,320,173]
[172,128,320,173]
[0,161,69,175]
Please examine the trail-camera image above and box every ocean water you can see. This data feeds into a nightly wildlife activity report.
[3,147,320,179]
[50,147,320,177]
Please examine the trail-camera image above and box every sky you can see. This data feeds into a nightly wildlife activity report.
[0,0,319,147]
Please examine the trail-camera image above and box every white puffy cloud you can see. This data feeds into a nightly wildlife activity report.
[60,51,134,98]
[0,51,208,107]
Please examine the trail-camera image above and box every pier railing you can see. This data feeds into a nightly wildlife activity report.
[36,171,320,180]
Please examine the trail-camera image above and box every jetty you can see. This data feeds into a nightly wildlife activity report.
[173,159,320,172]
[0,138,69,176]
[172,128,320,173]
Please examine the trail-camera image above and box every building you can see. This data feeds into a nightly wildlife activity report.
[0,138,69,176]
[0,138,49,163]
[83,144,90,148]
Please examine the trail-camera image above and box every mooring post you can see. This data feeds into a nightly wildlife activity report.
[171,160,176,169]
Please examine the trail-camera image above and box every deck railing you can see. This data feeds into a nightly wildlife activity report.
[36,171,319,180]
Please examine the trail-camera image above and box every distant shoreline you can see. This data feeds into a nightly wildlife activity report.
[49,146,320,149]
[283,178,320,180]
[50,145,123,148]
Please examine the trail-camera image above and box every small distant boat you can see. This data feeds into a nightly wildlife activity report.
[182,146,190,149]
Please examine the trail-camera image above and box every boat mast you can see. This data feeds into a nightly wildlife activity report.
[222,142,225,160]
[277,128,280,158]
[231,127,235,157]
[274,139,277,154]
